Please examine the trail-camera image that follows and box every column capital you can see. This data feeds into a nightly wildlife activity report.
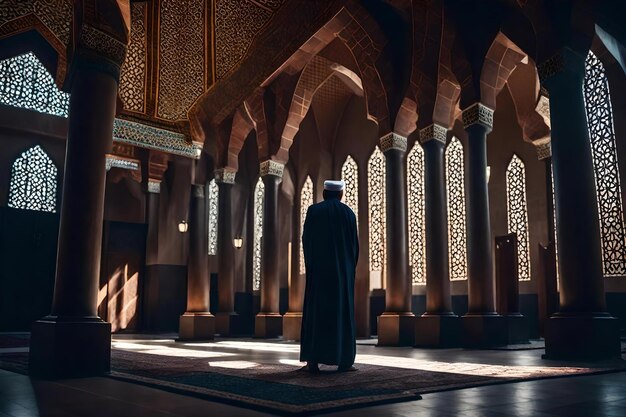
[214,168,237,184]
[192,184,205,198]
[536,142,552,161]
[148,179,161,194]
[259,160,285,178]
[380,132,408,153]
[419,124,448,145]
[462,103,494,130]
[537,47,586,85]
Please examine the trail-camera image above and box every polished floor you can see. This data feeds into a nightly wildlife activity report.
[1,335,625,417]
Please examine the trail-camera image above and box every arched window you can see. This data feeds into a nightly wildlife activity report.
[407,143,426,285]
[583,51,626,277]
[506,155,531,281]
[299,176,314,275]
[8,145,58,212]
[446,137,467,281]
[207,179,219,255]
[253,178,264,291]
[368,147,386,288]
[341,156,359,228]
[0,52,69,117]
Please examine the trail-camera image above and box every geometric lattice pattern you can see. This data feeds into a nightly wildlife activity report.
[0,0,72,46]
[8,145,57,213]
[583,51,626,277]
[299,176,313,275]
[368,147,386,276]
[214,0,285,79]
[253,177,265,291]
[157,0,206,120]
[446,137,468,281]
[341,156,359,228]
[0,53,69,117]
[407,144,426,285]
[207,179,219,256]
[506,155,531,281]
[119,2,147,113]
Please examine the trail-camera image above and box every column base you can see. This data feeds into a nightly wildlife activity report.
[282,312,302,341]
[414,314,460,348]
[178,312,215,341]
[543,313,621,361]
[255,313,283,338]
[29,317,111,378]
[461,314,507,348]
[215,312,244,336]
[377,312,415,346]
[504,314,529,345]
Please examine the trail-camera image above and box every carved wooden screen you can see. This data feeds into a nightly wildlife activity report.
[506,155,531,281]
[253,178,264,290]
[368,147,386,288]
[8,146,57,213]
[446,137,468,281]
[407,144,426,285]
[207,179,219,255]
[299,176,313,275]
[341,156,359,228]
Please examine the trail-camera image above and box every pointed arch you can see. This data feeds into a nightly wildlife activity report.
[253,177,265,291]
[207,179,219,255]
[8,145,58,212]
[407,143,426,285]
[0,52,69,117]
[446,137,467,281]
[506,154,531,281]
[584,50,626,277]
[368,147,386,288]
[341,155,359,228]
[299,176,314,275]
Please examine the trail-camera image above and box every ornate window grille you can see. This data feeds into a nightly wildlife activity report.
[207,179,219,255]
[446,137,468,281]
[368,147,386,287]
[583,51,626,277]
[506,155,531,281]
[341,156,359,228]
[0,53,69,117]
[253,178,265,291]
[407,144,426,285]
[299,176,314,275]
[8,145,57,212]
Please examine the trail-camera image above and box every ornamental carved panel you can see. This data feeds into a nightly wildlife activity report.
[119,2,147,113]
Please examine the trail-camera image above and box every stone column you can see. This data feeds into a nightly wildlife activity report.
[283,196,304,341]
[179,184,215,340]
[214,169,240,335]
[255,160,284,338]
[538,48,620,360]
[414,124,459,347]
[377,133,415,346]
[29,51,122,377]
[460,103,506,347]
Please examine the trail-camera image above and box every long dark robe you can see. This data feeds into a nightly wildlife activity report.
[300,198,359,366]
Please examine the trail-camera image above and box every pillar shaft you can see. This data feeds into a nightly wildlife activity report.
[542,50,606,313]
[216,180,235,314]
[260,174,281,313]
[422,135,453,315]
[51,66,117,318]
[186,184,210,312]
[463,105,496,314]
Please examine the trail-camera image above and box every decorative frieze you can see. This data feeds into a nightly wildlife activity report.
[259,159,284,178]
[536,142,552,161]
[112,118,200,159]
[79,24,128,67]
[148,180,161,194]
[380,132,408,153]
[537,52,566,83]
[419,124,447,145]
[214,168,237,184]
[462,103,494,130]
[105,154,140,171]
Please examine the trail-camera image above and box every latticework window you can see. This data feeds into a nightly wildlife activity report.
[0,53,69,117]
[253,178,265,291]
[506,155,531,281]
[299,176,314,275]
[583,51,626,277]
[341,156,359,228]
[368,147,386,285]
[446,137,468,281]
[8,145,57,212]
[207,179,219,255]
[407,144,426,285]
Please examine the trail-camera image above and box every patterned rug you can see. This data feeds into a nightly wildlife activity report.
[1,335,625,416]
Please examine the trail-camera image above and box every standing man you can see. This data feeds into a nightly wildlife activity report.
[300,180,359,372]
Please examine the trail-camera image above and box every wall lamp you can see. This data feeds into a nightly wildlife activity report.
[233,237,243,248]
[178,220,188,233]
